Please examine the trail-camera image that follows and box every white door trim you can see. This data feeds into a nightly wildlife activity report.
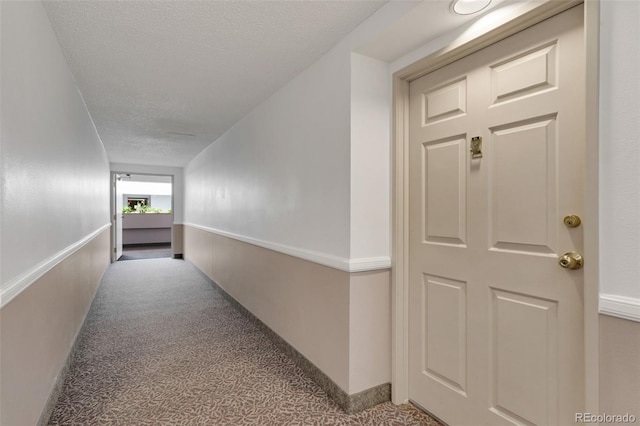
[110,171,118,263]
[391,0,600,413]
[109,171,176,262]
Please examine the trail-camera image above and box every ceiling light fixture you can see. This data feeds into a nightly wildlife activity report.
[451,0,492,15]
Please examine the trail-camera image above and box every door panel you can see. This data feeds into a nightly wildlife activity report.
[489,116,558,254]
[424,274,468,395]
[490,41,557,105]
[424,137,467,245]
[408,6,585,425]
[424,78,468,124]
[490,289,558,426]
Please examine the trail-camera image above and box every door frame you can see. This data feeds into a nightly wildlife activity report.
[110,171,176,262]
[111,172,120,262]
[391,0,601,413]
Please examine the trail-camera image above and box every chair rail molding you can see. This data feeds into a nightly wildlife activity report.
[0,223,112,308]
[182,223,391,273]
[600,294,640,323]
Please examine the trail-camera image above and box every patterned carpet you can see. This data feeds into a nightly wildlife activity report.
[48,258,440,425]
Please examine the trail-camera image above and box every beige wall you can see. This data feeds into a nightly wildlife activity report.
[184,225,390,394]
[172,224,184,256]
[349,271,391,393]
[599,315,640,418]
[0,229,110,426]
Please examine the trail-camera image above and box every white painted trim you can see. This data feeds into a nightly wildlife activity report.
[183,223,391,273]
[0,223,111,309]
[391,76,411,405]
[600,295,640,323]
[110,170,177,263]
[583,0,601,412]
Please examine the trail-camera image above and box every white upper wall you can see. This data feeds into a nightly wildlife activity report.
[182,2,420,265]
[120,182,172,196]
[185,40,352,259]
[599,0,640,301]
[0,1,110,288]
[149,195,172,212]
[350,53,391,260]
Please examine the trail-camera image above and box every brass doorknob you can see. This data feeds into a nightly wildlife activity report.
[563,215,581,228]
[558,252,584,270]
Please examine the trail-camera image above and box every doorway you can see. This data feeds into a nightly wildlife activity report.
[111,173,174,262]
[392,2,600,425]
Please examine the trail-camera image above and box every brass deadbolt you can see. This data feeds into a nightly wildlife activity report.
[558,252,584,270]
[563,215,581,228]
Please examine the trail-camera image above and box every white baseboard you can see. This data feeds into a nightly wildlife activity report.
[600,294,640,322]
[0,224,111,309]
[182,223,391,273]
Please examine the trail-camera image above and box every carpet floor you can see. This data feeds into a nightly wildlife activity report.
[119,245,172,261]
[48,258,439,425]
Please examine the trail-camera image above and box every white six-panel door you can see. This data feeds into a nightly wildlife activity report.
[408,6,585,425]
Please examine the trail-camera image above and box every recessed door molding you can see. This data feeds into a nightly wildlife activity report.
[391,0,600,413]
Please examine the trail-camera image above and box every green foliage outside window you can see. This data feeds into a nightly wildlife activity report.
[123,203,170,214]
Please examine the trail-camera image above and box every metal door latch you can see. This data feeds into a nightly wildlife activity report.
[470,136,483,159]
[558,251,584,270]
[563,215,582,228]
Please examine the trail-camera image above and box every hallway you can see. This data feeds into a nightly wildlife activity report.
[3,2,639,424]
[48,259,438,425]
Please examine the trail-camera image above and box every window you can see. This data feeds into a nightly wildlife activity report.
[127,197,149,209]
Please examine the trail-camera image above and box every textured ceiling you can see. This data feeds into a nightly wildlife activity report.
[43,1,387,167]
